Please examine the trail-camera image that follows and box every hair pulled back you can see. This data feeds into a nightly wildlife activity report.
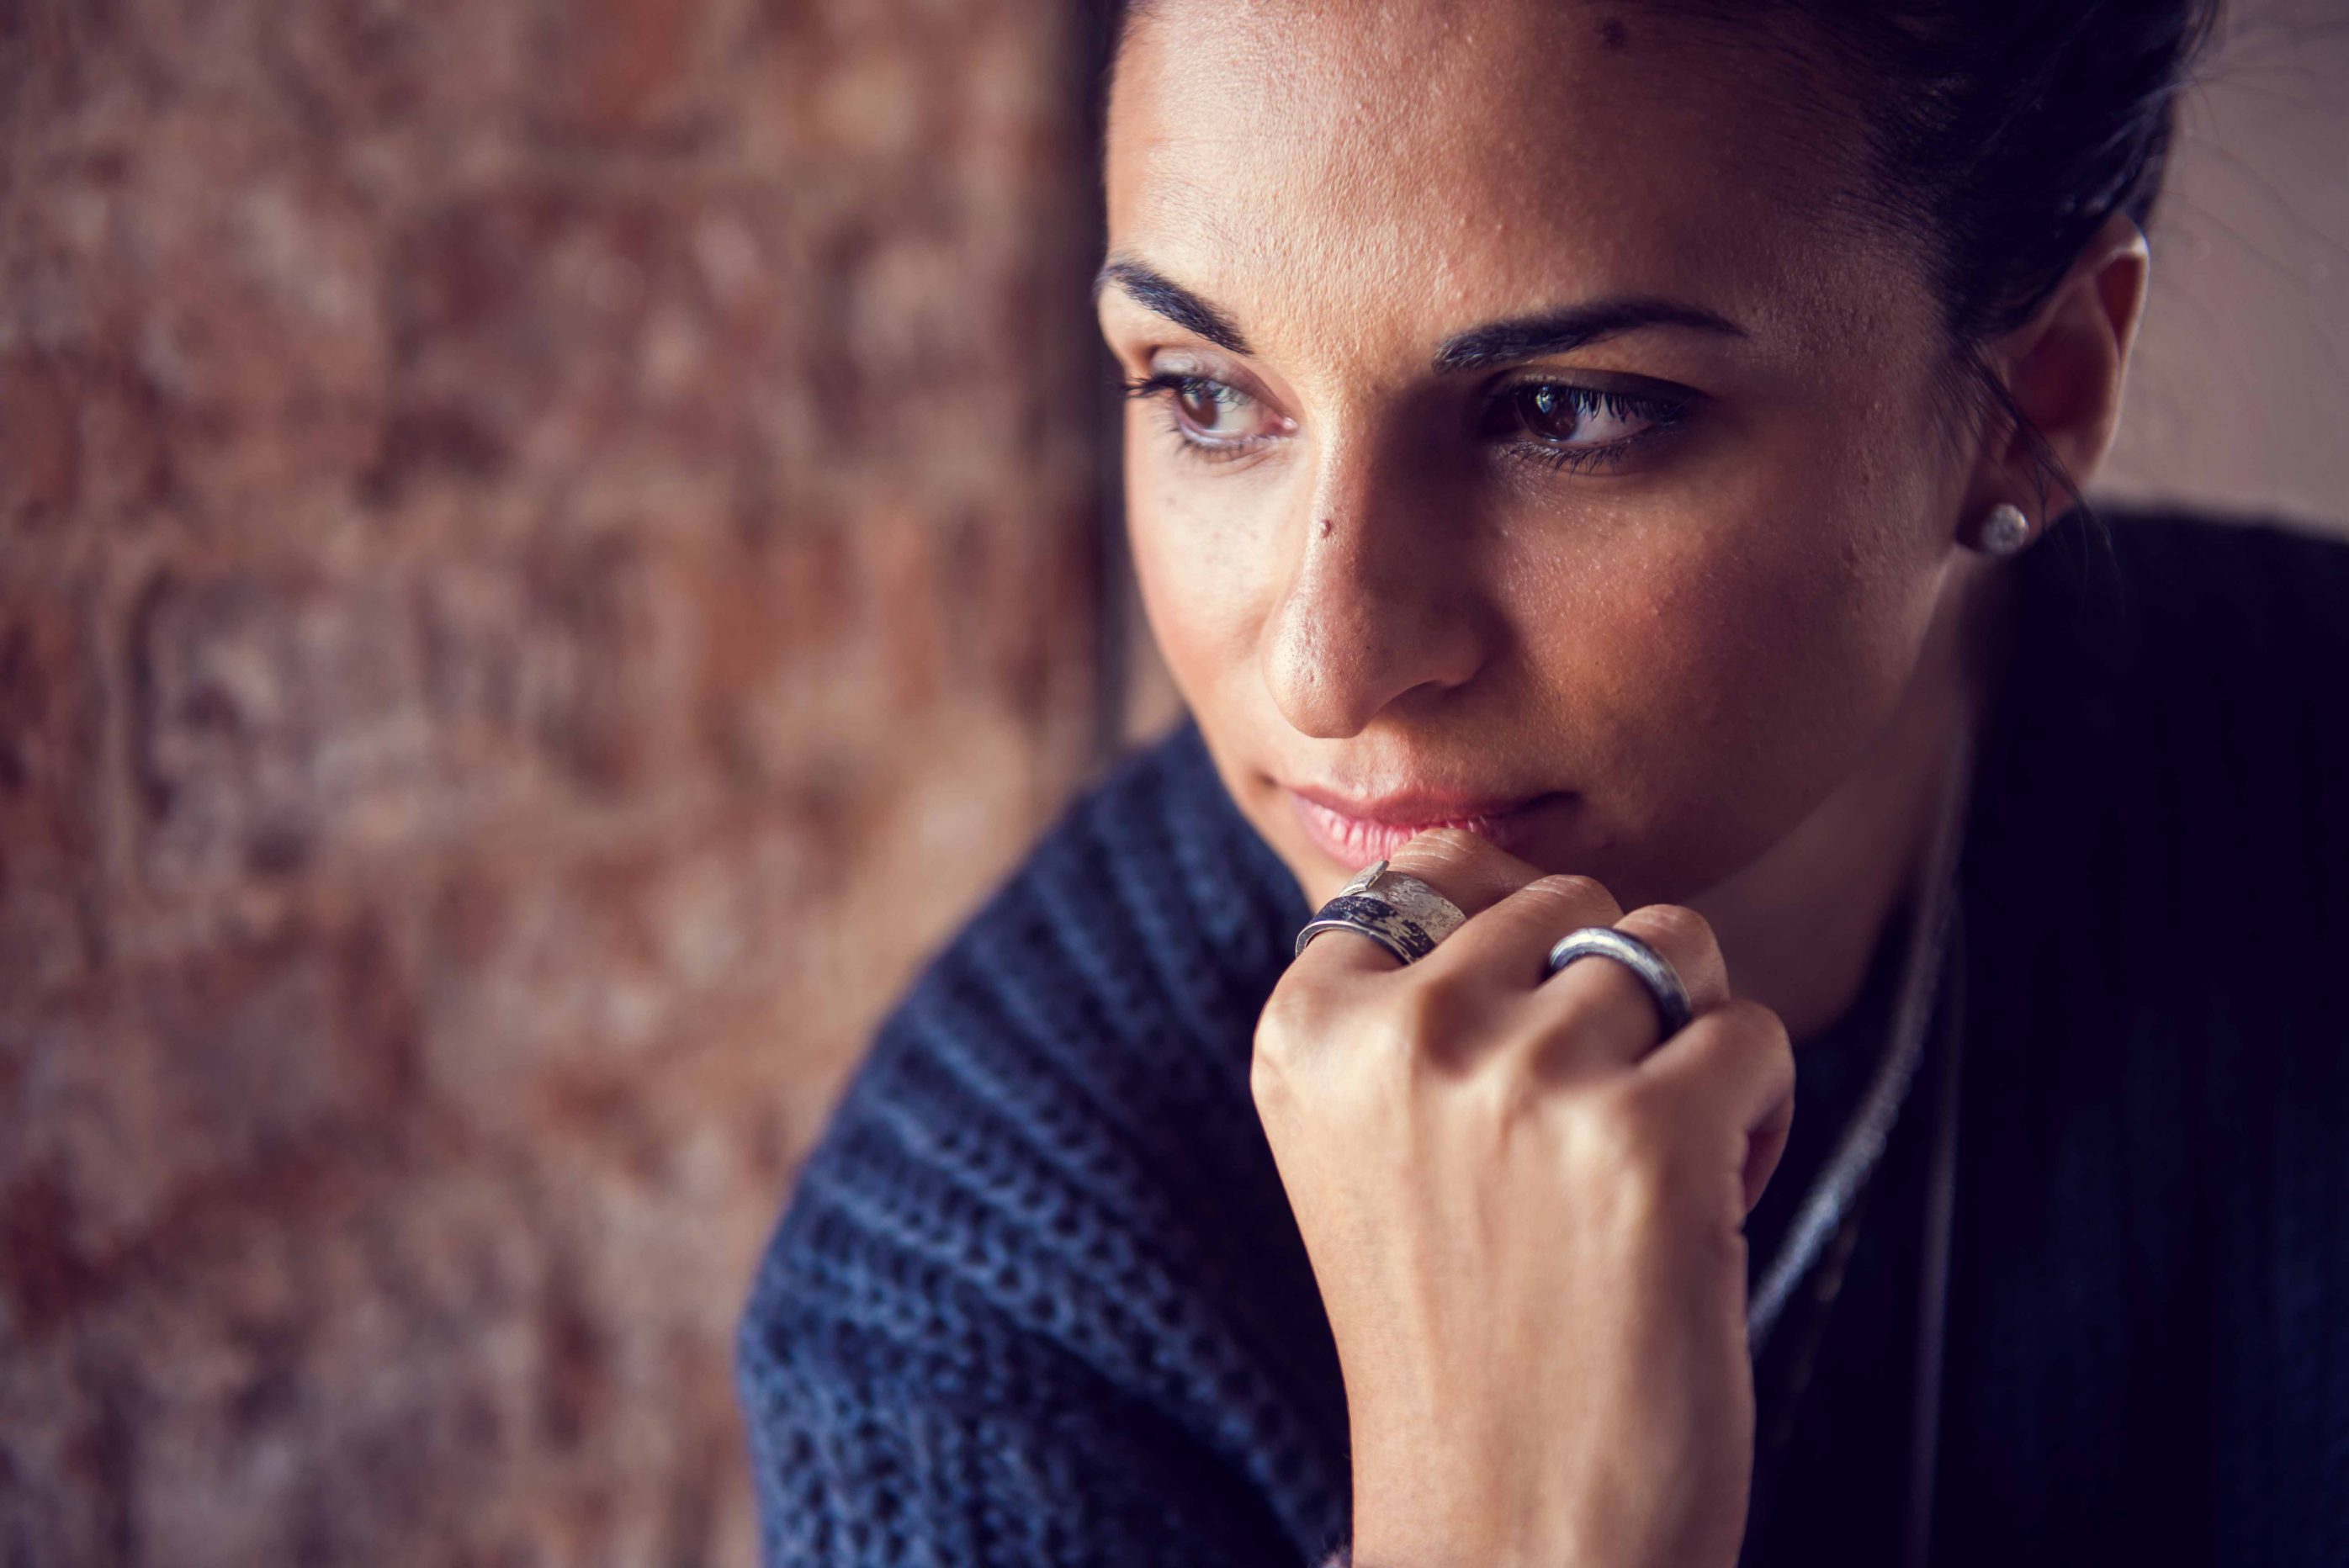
[1655,0,2221,350]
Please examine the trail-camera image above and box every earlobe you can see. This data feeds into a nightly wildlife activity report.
[1989,209,2153,504]
[1964,501,2035,557]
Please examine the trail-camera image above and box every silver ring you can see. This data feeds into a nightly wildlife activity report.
[1543,926,1694,1038]
[1293,857,1467,966]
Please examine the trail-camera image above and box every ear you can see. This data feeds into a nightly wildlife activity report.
[1970,209,2151,520]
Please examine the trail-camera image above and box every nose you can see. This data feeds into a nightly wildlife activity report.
[1261,430,1489,739]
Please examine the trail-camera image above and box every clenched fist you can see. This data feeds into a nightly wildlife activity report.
[1255,829,1797,1568]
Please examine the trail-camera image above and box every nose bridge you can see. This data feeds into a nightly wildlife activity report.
[1264,423,1483,739]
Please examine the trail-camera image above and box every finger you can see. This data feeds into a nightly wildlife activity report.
[1636,998,1796,1216]
[1521,903,1732,1078]
[1288,826,1544,981]
[1417,872,1622,989]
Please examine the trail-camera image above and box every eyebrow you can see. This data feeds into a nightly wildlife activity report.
[1432,299,1747,373]
[1094,259,1254,355]
[1094,257,1746,372]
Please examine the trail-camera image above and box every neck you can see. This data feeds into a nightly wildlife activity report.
[1690,555,2019,1045]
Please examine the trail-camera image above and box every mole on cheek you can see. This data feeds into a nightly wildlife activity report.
[1598,16,1629,50]
[1319,517,1334,538]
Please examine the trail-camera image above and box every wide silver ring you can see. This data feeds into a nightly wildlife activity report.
[1293,857,1468,967]
[1543,927,1694,1038]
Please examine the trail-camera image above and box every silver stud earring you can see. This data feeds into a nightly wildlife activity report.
[1976,501,2033,556]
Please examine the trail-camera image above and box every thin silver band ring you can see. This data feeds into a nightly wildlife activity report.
[1543,926,1694,1039]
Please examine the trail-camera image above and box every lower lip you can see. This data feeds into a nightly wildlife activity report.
[1285,788,1564,867]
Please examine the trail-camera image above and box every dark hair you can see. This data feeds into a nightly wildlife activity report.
[1733,0,2224,526]
[1096,0,2224,527]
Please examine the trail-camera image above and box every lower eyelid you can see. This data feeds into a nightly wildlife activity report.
[1508,421,1684,474]
[1148,406,1260,464]
[1509,439,1634,473]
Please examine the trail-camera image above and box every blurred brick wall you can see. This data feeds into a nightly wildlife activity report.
[0,0,1107,1561]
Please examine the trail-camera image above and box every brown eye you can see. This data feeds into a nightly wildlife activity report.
[1172,377,1254,437]
[1514,384,1656,448]
[1122,368,1291,464]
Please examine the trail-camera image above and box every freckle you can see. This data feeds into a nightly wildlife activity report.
[1598,15,1628,49]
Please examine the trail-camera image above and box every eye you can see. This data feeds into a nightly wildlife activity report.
[1172,378,1252,437]
[1510,384,1670,446]
[1486,379,1694,474]
[1122,371,1288,462]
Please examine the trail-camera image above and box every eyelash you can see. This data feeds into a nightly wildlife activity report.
[1119,372,1692,474]
[1120,373,1272,466]
[1497,384,1694,474]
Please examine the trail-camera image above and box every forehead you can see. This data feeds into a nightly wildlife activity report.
[1105,0,1917,364]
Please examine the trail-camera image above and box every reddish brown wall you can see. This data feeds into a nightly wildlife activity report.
[0,1,1106,1560]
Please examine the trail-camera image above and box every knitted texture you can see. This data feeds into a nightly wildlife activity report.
[737,507,2349,1566]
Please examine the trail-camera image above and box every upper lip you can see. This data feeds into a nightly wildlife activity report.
[1284,779,1548,825]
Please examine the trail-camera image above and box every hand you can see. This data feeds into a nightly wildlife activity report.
[1254,829,1796,1568]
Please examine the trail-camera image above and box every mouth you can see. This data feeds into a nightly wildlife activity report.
[1282,781,1570,866]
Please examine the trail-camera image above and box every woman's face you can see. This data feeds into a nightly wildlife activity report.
[1098,0,1985,913]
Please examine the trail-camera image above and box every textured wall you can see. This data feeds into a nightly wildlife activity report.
[2098,0,2349,524]
[0,0,1106,1561]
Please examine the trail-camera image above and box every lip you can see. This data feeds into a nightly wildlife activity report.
[1282,781,1565,866]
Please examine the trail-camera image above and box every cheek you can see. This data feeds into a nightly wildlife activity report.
[1124,467,1266,715]
[1522,464,1940,869]
[1659,530,1917,739]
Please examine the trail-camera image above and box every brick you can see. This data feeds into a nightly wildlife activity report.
[0,914,420,1311]
[0,351,81,531]
[0,583,107,996]
[0,0,1107,1559]
[131,569,437,888]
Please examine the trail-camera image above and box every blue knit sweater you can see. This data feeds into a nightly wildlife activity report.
[737,508,2349,1566]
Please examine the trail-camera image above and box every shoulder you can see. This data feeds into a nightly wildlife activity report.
[1990,502,2349,876]
[2081,502,2349,837]
[1962,501,2349,1140]
[2028,501,2349,708]
[2005,501,2349,686]
[1950,508,2349,1514]
[812,715,1307,1171]
[2091,501,2349,655]
[736,718,1347,1540]
[1965,501,2349,1153]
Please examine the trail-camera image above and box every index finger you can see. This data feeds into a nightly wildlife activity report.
[1289,826,1546,980]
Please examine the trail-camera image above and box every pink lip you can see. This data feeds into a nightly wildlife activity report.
[1283,782,1562,866]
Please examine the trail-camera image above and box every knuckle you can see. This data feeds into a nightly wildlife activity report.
[1254,980,1320,1057]
[1625,899,1713,945]
[1461,1061,1540,1139]
[1247,1046,1288,1115]
[1620,900,1716,957]
[1403,824,1495,862]
[1387,970,1473,1049]
[1521,872,1616,915]
[1386,826,1509,889]
[1566,1077,1685,1180]
[1249,1020,1297,1113]
[1713,997,1793,1059]
[1253,980,1342,1085]
[1620,902,1730,1009]
[1668,1003,1793,1096]
[1377,967,1497,1079]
